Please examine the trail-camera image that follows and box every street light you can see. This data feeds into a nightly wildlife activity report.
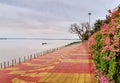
[88,12,91,29]
[88,12,92,36]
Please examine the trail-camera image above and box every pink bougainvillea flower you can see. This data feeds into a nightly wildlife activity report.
[108,9,112,14]
[102,45,109,52]
[100,75,109,83]
[101,23,109,34]
[113,35,118,40]
[107,16,112,19]
[105,36,111,45]
[106,54,112,61]
[102,31,109,35]
[109,27,115,35]
[110,30,115,35]
[114,41,119,47]
[103,23,109,29]
[116,49,119,52]
[106,57,111,61]
[102,45,113,52]
[117,25,120,29]
[100,38,104,42]
[109,46,113,51]
[88,38,95,46]
[110,19,115,25]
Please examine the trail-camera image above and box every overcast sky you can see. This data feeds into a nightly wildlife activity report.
[0,0,119,39]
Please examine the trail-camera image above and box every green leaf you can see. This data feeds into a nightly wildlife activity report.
[117,33,120,37]
[95,33,102,41]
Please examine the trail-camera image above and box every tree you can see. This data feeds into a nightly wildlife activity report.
[69,22,90,42]
[94,20,102,32]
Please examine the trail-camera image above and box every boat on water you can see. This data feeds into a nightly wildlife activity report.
[42,42,47,45]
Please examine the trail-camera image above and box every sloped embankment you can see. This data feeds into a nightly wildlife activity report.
[89,7,120,83]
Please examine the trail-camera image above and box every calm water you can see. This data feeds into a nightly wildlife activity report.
[0,39,79,63]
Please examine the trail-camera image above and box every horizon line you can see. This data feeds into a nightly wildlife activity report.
[0,38,79,40]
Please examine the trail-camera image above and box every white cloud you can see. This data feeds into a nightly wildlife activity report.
[0,3,70,37]
[0,0,119,38]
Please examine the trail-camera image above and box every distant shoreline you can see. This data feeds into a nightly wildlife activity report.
[0,38,79,40]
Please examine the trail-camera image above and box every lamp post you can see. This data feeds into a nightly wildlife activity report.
[88,12,91,29]
[88,12,92,36]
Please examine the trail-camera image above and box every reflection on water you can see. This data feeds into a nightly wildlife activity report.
[0,40,78,63]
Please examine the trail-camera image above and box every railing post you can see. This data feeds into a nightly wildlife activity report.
[34,53,36,58]
[7,61,9,67]
[14,59,16,64]
[30,55,32,59]
[0,63,2,69]
[24,56,26,62]
[4,61,6,69]
[19,57,21,64]
[12,59,14,66]
[28,56,29,60]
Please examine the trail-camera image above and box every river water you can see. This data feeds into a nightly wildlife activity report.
[0,39,79,64]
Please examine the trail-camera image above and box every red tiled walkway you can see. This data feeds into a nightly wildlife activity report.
[0,42,97,83]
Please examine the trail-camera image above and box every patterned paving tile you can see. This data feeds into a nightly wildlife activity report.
[0,42,97,83]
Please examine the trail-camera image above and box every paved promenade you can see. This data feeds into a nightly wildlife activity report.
[0,42,97,83]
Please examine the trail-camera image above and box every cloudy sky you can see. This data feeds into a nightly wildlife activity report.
[0,0,119,39]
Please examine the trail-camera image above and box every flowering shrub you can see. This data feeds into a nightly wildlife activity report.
[89,7,120,83]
